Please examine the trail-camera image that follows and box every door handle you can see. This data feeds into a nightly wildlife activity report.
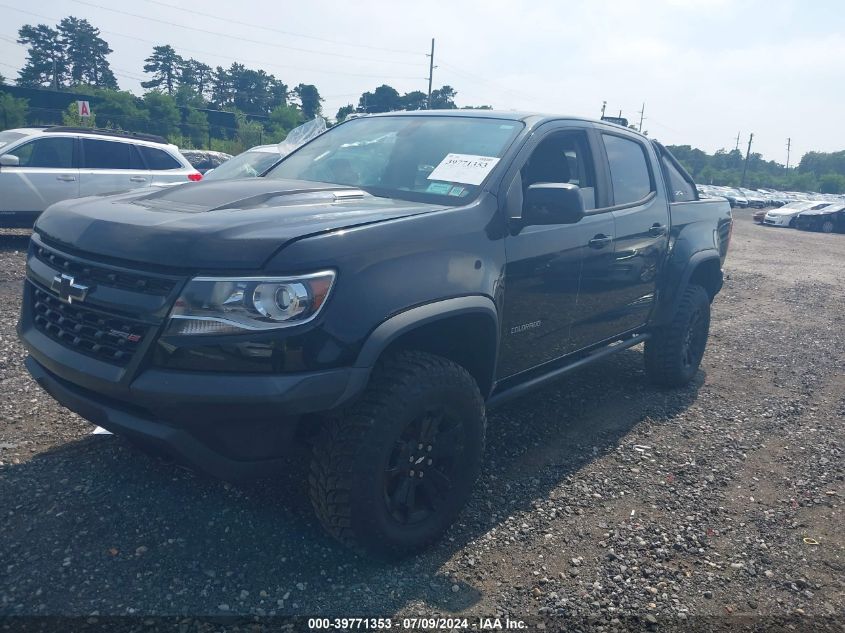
[588,234,613,249]
[649,223,667,236]
[129,176,148,182]
[56,175,76,182]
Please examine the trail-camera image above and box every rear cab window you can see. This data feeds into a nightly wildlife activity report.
[656,145,698,202]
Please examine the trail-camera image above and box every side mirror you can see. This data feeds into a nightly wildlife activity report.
[0,154,20,167]
[522,182,585,226]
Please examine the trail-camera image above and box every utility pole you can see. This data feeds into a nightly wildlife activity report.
[426,38,435,109]
[637,102,646,133]
[741,133,754,187]
[601,101,607,118]
[785,137,791,170]
[734,131,741,151]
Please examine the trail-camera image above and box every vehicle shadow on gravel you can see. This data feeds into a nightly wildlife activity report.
[0,348,703,616]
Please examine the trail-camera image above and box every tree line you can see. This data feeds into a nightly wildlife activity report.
[667,145,845,194]
[0,15,477,153]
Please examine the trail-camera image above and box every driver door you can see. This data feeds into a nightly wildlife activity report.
[498,124,613,379]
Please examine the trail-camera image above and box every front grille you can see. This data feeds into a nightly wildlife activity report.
[34,244,176,296]
[32,286,148,366]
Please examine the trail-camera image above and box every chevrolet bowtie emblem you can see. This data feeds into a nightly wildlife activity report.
[51,273,90,304]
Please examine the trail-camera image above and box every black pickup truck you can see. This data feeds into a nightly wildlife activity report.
[18,111,732,556]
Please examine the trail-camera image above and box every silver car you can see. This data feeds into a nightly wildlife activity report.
[0,126,201,227]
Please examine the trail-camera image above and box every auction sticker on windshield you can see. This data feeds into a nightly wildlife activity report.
[428,153,500,186]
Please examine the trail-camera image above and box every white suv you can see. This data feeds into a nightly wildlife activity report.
[0,126,201,227]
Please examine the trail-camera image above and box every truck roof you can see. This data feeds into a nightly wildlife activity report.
[365,109,645,137]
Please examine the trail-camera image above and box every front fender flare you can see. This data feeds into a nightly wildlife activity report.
[335,295,500,404]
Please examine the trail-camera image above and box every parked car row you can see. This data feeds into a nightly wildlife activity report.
[747,199,845,233]
[0,126,201,227]
[696,185,794,208]
[0,119,329,228]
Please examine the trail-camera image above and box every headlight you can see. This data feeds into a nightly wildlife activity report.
[166,271,335,335]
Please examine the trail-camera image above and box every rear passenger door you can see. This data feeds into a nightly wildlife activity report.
[79,138,151,197]
[600,131,670,336]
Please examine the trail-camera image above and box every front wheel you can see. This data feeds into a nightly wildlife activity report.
[821,220,835,234]
[309,351,485,557]
[644,285,711,387]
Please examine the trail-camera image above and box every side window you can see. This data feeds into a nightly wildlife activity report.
[8,137,75,168]
[139,146,181,170]
[82,139,133,170]
[661,156,696,202]
[602,134,653,205]
[520,131,597,210]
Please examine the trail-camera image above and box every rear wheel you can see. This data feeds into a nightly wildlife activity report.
[309,351,485,557]
[821,220,835,234]
[644,284,711,387]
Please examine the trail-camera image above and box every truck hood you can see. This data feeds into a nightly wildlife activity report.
[35,179,444,270]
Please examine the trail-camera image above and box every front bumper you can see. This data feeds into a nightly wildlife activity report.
[763,215,791,226]
[22,334,368,480]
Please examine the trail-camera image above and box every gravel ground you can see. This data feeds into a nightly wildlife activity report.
[0,213,843,626]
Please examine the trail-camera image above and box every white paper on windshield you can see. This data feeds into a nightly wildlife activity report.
[427,154,500,186]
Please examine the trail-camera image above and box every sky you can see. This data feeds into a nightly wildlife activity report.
[1,0,843,164]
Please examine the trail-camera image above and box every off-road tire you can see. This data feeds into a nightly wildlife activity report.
[308,351,486,557]
[644,284,711,387]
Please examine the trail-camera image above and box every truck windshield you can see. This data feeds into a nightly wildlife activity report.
[265,115,523,204]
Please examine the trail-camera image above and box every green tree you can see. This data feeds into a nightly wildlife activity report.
[358,84,401,113]
[429,85,457,109]
[182,108,209,148]
[818,173,845,194]
[173,84,206,108]
[58,17,117,88]
[268,104,302,134]
[142,45,183,95]
[61,101,96,127]
[142,91,180,137]
[461,104,493,110]
[210,65,232,109]
[179,58,212,101]
[400,90,427,111]
[292,83,322,119]
[335,104,355,122]
[92,89,149,131]
[0,72,4,85]
[0,94,28,130]
[16,23,67,88]
[234,111,264,150]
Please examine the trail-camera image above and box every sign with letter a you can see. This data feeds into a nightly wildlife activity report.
[77,101,91,118]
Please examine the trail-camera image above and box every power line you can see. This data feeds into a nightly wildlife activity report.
[68,0,423,67]
[436,59,529,103]
[139,0,421,57]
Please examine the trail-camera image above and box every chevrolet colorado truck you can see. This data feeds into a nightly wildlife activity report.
[18,111,732,557]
